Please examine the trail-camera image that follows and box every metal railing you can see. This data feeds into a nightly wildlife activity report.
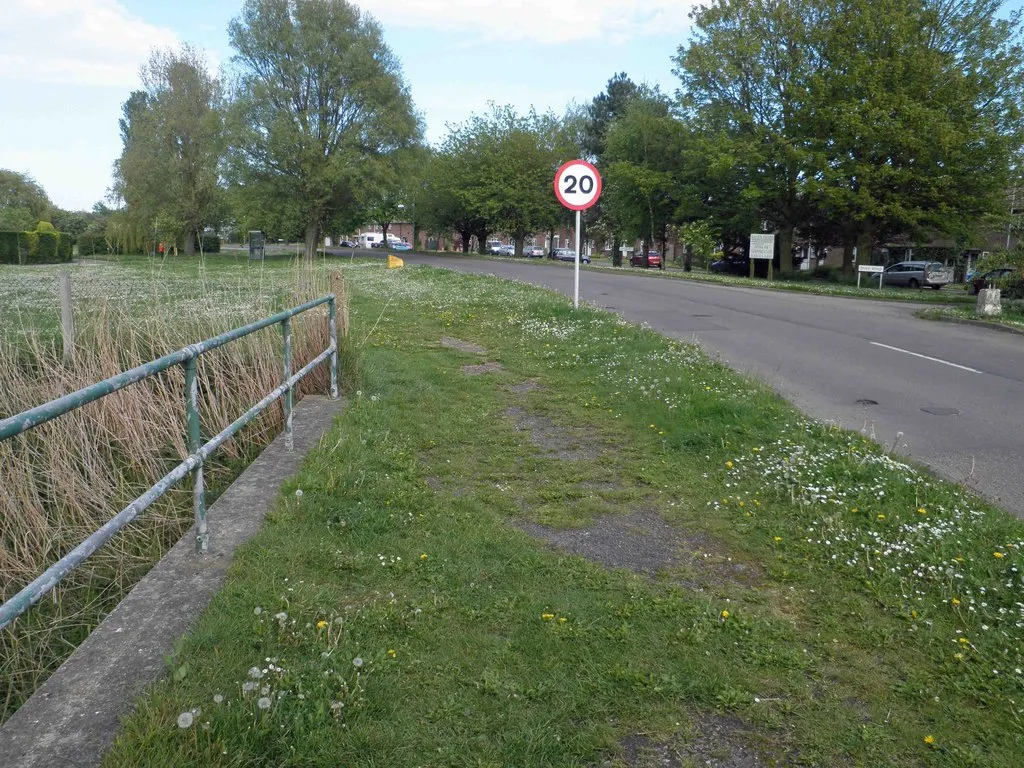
[0,295,339,631]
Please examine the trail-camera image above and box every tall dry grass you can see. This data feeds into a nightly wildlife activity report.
[0,265,348,724]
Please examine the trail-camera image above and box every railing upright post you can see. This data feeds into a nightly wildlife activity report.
[329,295,338,400]
[184,357,208,553]
[282,317,293,450]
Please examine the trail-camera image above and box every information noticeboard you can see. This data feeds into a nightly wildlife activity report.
[248,230,265,261]
[749,233,775,260]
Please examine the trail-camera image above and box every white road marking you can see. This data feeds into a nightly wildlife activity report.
[869,342,982,374]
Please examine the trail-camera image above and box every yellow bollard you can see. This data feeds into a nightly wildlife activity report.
[387,254,404,269]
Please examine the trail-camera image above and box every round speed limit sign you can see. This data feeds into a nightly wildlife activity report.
[553,159,602,211]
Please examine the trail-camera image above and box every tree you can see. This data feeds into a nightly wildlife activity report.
[227,0,419,260]
[603,95,687,263]
[112,46,224,254]
[0,170,52,230]
[675,0,820,274]
[806,0,1024,273]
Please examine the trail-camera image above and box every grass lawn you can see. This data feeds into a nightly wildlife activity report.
[72,258,1024,767]
[917,305,1024,333]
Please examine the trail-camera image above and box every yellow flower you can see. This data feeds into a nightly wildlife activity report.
[994,552,1005,559]
[420,553,428,560]
[773,536,783,542]
[387,649,396,658]
[558,617,567,624]
[959,637,970,644]
[924,735,935,745]
[720,610,729,619]
[877,514,885,520]
[951,598,961,606]
[738,501,745,507]
[649,424,655,428]
[541,613,555,620]
[917,507,927,515]
[316,620,328,630]
[851,507,858,513]
[726,461,734,469]
[954,652,964,660]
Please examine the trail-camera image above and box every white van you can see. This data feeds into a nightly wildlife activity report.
[358,232,382,249]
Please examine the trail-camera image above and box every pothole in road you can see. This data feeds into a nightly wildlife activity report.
[921,406,959,416]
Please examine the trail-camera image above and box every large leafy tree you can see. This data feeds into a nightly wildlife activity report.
[227,0,419,260]
[112,45,224,254]
[603,95,688,262]
[807,0,1024,272]
[0,170,52,230]
[675,0,820,273]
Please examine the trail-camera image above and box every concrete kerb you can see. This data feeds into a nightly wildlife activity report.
[0,395,346,768]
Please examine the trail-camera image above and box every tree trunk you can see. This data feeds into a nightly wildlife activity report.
[778,225,794,273]
[514,236,524,258]
[184,229,196,255]
[549,229,556,257]
[841,234,855,276]
[856,227,873,267]
[475,229,489,255]
[611,236,622,267]
[641,238,650,268]
[304,220,319,261]
[685,244,693,272]
[459,229,471,253]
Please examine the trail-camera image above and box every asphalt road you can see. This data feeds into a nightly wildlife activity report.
[386,252,1024,518]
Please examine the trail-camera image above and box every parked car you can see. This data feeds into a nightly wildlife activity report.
[881,261,952,290]
[967,267,1016,295]
[630,251,663,269]
[524,244,544,258]
[337,239,357,248]
[552,248,590,264]
[487,240,503,255]
[710,254,750,275]
[497,244,515,257]
[391,241,412,251]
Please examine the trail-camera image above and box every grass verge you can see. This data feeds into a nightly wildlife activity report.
[93,262,1024,767]
[917,306,1024,333]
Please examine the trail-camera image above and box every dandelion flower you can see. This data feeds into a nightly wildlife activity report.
[774,536,783,542]
[213,694,224,704]
[541,613,555,620]
[387,649,397,658]
[257,697,272,710]
[917,507,926,515]
[720,610,729,619]
[253,606,263,615]
[316,620,328,630]
[959,637,970,645]
[924,735,935,745]
[994,552,1005,559]
[177,711,194,728]
[726,461,734,469]
[248,666,264,679]
[420,553,428,560]
[353,657,364,668]
[951,598,960,606]
[877,514,885,520]
[558,617,567,623]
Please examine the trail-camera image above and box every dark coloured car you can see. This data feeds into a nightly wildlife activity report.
[710,254,750,275]
[967,267,1016,295]
[552,248,590,264]
[337,239,357,248]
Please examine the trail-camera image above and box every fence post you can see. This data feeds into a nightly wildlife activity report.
[330,270,349,337]
[184,357,208,553]
[328,295,339,400]
[59,271,74,363]
[282,317,293,450]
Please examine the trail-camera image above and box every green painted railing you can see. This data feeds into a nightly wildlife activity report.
[0,295,339,631]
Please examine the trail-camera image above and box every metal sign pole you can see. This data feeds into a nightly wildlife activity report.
[574,209,581,309]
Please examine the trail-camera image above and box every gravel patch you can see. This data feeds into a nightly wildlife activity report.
[461,361,504,375]
[503,406,602,460]
[441,337,487,354]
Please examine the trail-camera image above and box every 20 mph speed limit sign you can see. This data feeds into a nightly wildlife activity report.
[553,160,602,211]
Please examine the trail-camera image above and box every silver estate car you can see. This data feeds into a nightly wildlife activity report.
[881,261,953,290]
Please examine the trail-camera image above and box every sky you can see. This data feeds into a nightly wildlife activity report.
[0,0,696,212]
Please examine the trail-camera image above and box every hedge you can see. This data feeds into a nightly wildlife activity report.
[76,232,110,256]
[0,229,73,265]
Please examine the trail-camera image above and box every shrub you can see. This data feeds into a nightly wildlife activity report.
[77,232,109,256]
[199,234,221,253]
[997,277,1024,300]
[34,221,56,234]
[57,233,72,262]
[0,232,19,264]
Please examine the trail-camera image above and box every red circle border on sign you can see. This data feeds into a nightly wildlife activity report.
[553,159,602,211]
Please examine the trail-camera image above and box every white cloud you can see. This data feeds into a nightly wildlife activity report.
[361,0,696,44]
[0,0,180,88]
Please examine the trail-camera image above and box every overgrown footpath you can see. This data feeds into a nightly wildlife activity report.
[103,264,1023,767]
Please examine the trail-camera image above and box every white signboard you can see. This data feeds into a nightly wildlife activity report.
[749,233,774,260]
[857,264,884,273]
